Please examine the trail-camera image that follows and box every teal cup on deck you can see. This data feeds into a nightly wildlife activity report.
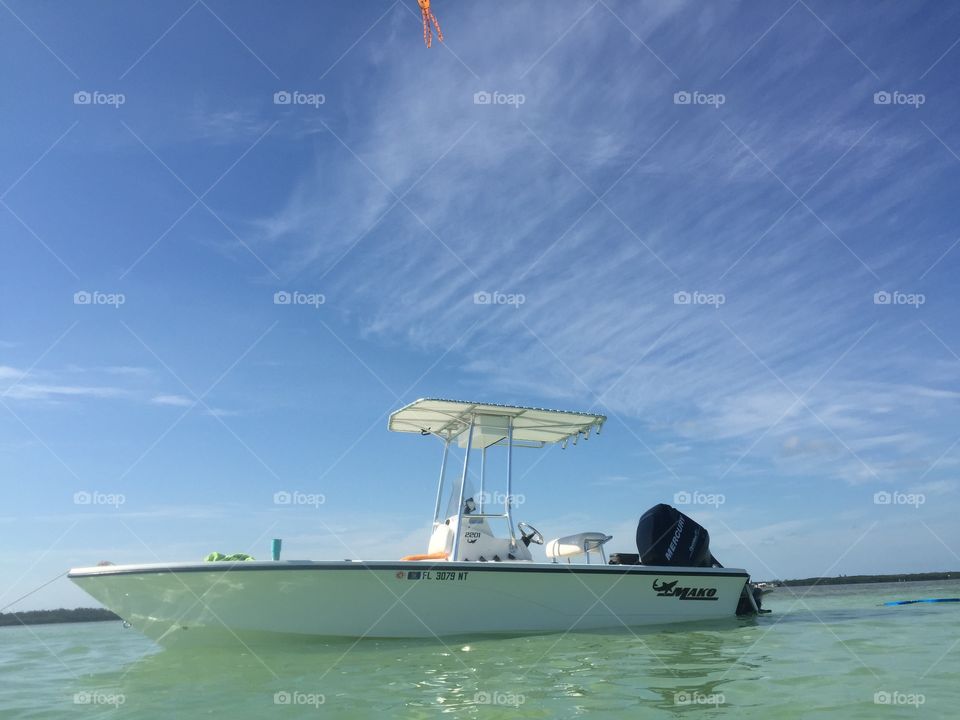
[271,538,282,561]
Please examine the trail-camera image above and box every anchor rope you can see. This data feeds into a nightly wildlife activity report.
[1,571,69,613]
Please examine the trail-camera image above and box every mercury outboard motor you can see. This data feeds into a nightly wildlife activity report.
[635,503,715,568]
[633,503,766,615]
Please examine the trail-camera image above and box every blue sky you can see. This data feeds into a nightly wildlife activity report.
[2,0,960,609]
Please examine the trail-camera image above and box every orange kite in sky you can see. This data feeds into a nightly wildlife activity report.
[418,0,443,48]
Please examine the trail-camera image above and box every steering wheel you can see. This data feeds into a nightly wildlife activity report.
[517,521,544,547]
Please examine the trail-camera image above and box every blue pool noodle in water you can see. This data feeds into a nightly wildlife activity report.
[884,598,960,606]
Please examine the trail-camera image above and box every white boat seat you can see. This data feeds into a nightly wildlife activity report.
[427,523,454,555]
[545,532,613,564]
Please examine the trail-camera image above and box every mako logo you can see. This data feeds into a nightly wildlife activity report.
[652,578,718,601]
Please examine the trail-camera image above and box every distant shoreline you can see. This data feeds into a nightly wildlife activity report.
[761,571,958,588]
[0,608,120,628]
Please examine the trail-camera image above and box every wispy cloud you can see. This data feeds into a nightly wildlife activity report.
[189,106,274,145]
[150,393,195,407]
[2,368,237,417]
[1,364,131,402]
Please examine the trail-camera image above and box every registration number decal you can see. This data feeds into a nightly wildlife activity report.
[405,570,469,581]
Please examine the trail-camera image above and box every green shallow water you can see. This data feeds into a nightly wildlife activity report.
[2,580,959,718]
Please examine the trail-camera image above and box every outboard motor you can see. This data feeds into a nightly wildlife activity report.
[632,503,767,616]
[736,584,765,615]
[635,503,714,568]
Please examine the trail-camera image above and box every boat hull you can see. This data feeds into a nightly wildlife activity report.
[69,561,750,643]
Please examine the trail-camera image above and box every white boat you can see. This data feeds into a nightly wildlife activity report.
[69,399,760,643]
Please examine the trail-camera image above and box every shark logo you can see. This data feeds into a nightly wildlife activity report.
[652,578,718,601]
[652,579,678,594]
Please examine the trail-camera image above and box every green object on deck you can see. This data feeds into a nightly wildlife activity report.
[204,552,255,562]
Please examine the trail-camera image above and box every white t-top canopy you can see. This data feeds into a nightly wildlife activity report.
[388,398,606,446]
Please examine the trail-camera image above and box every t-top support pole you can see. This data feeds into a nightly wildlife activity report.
[449,416,475,561]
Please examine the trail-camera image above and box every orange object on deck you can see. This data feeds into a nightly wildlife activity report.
[400,551,449,561]
[418,0,443,48]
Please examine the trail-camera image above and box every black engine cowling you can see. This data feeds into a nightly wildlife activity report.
[635,503,714,567]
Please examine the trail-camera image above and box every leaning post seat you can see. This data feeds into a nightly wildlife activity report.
[545,532,613,564]
[428,523,454,556]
